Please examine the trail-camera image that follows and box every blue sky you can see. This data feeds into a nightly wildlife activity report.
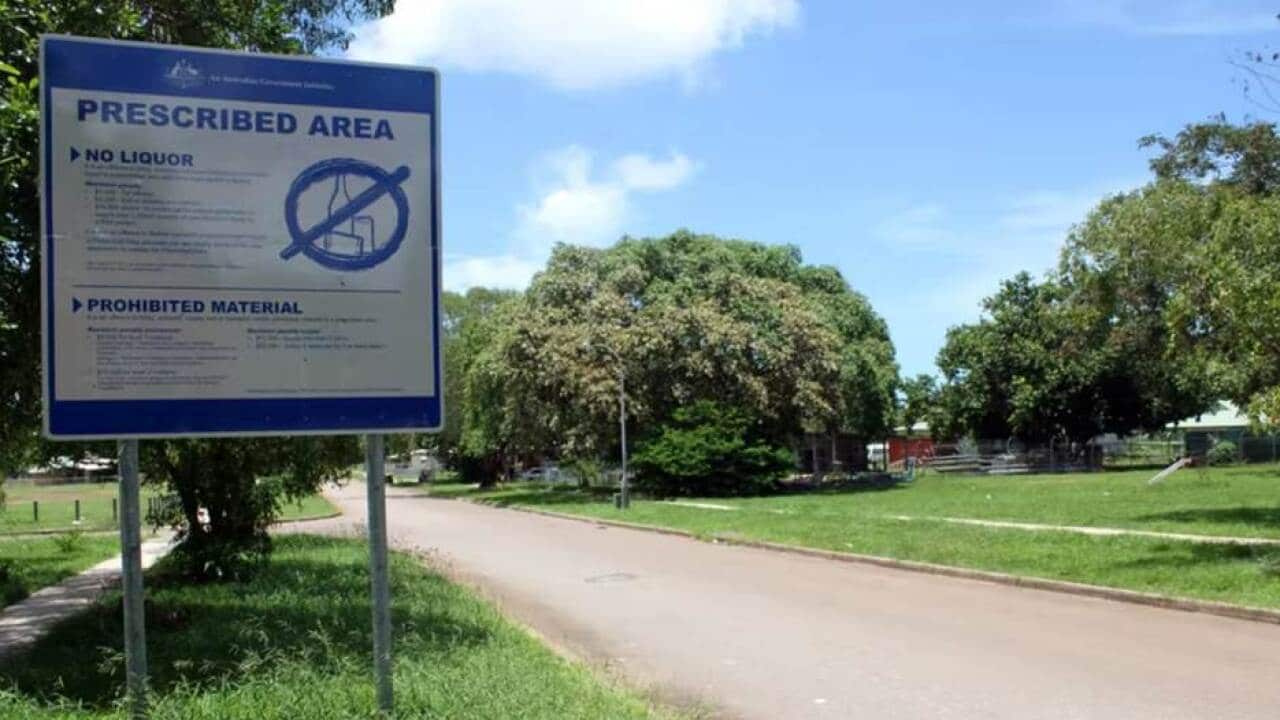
[344,1,1276,377]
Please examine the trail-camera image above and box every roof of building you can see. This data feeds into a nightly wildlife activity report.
[1167,401,1252,431]
[892,420,931,436]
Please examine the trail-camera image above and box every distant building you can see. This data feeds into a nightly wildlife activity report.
[1167,401,1279,462]
[888,421,934,467]
[797,432,867,475]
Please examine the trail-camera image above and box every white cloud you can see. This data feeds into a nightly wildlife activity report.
[448,146,699,291]
[346,0,799,90]
[870,204,955,252]
[444,253,543,291]
[614,153,699,191]
[998,187,1122,233]
[517,146,698,247]
[872,179,1137,327]
[1050,0,1275,36]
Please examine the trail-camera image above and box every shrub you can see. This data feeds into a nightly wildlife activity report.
[52,528,85,554]
[1258,552,1280,578]
[141,437,358,581]
[457,453,502,487]
[632,401,794,497]
[1207,440,1240,466]
[564,457,604,488]
[0,558,17,606]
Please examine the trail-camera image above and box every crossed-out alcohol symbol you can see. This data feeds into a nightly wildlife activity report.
[281,158,411,271]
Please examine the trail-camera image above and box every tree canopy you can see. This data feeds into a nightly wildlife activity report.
[449,231,898,482]
[933,119,1280,443]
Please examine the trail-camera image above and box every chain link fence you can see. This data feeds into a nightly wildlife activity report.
[917,433,1280,476]
[921,437,1188,475]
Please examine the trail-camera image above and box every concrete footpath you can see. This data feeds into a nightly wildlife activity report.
[889,514,1280,546]
[0,537,172,661]
[314,483,1280,720]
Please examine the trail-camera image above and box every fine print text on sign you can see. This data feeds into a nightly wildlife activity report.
[40,36,442,438]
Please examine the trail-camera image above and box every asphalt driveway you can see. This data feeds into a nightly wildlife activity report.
[313,483,1280,719]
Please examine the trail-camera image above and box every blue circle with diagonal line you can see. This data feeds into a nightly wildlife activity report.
[281,158,411,271]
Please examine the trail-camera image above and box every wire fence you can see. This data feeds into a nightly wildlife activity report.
[1235,435,1280,464]
[916,438,1185,475]
[912,433,1280,476]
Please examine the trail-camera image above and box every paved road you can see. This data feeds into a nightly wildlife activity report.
[318,484,1280,719]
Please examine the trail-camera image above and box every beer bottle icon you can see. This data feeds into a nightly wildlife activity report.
[324,173,376,255]
[281,158,411,271]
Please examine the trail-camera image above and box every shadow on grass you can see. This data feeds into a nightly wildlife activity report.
[786,475,912,498]
[1137,506,1280,529]
[418,477,915,507]
[1111,540,1279,571]
[481,486,615,507]
[396,482,615,507]
[0,536,492,709]
[1,548,69,606]
[0,541,116,607]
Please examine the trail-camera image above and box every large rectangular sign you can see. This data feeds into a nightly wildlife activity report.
[40,36,442,438]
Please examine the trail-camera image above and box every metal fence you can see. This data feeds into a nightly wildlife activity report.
[920,437,1188,475]
[917,433,1280,476]
[1234,435,1280,463]
[1098,438,1183,469]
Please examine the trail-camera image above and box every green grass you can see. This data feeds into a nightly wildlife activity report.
[414,481,484,500]
[0,483,147,534]
[0,534,121,608]
[0,535,675,719]
[0,482,337,535]
[275,494,340,523]
[419,465,1280,609]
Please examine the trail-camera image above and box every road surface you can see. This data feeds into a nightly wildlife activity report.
[314,483,1280,719]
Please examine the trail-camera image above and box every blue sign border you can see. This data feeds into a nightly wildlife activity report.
[40,36,443,438]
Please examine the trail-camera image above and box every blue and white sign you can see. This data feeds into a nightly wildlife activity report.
[40,36,442,438]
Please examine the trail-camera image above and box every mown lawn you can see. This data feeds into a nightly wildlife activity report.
[275,494,340,523]
[420,464,1280,609]
[0,483,149,534]
[0,534,121,608]
[1,483,338,535]
[0,535,675,720]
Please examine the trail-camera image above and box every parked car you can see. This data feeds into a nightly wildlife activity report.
[519,464,561,482]
[388,450,440,484]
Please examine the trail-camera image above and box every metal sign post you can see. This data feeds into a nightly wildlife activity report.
[117,439,148,719]
[365,434,394,713]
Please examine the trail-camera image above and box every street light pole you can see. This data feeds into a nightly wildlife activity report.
[618,369,629,509]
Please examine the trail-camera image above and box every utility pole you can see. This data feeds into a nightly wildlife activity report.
[586,337,631,510]
[618,369,629,509]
